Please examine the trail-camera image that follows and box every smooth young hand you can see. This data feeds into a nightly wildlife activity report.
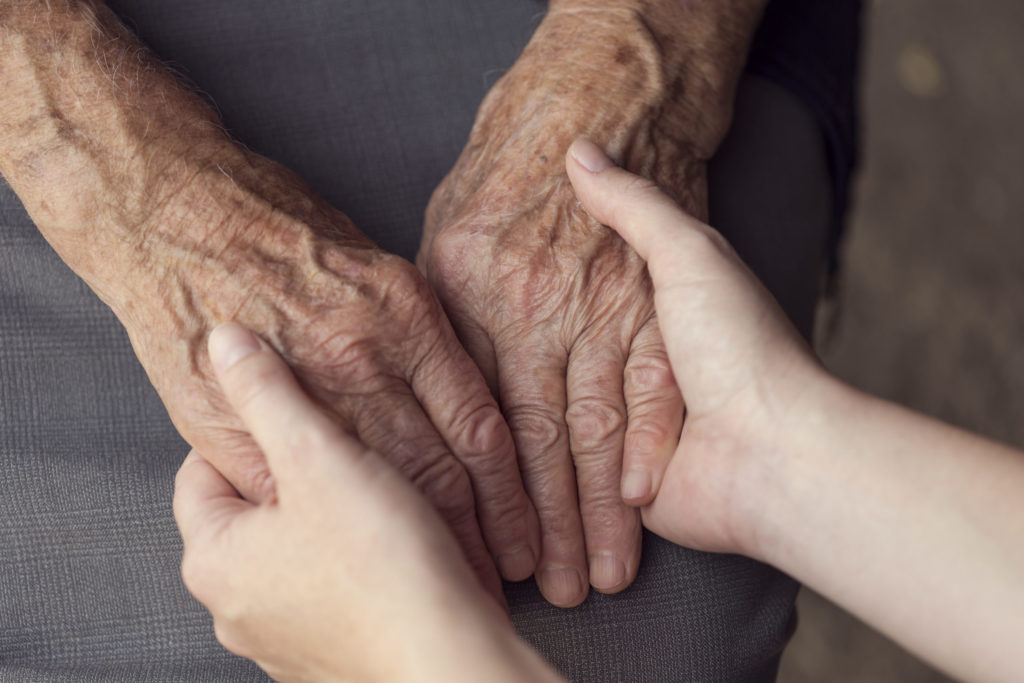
[173,324,560,683]
[566,138,825,557]
[567,139,1024,683]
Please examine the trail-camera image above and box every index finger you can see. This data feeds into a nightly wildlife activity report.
[207,322,360,486]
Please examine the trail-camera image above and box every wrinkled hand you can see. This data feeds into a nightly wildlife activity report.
[417,9,712,605]
[174,323,560,683]
[565,139,822,556]
[119,150,539,603]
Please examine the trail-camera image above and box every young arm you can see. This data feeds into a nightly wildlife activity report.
[565,138,1024,683]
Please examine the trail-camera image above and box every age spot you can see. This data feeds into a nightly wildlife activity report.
[614,45,638,65]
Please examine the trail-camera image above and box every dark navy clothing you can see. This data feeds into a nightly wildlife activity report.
[749,0,864,269]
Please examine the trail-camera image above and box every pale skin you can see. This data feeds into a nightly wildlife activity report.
[0,0,767,607]
[176,140,1024,682]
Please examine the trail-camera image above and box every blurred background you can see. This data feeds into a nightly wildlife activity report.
[777,0,1024,680]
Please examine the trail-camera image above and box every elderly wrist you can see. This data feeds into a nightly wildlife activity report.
[538,0,766,157]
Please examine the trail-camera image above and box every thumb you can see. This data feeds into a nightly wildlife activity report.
[207,322,361,494]
[565,138,736,287]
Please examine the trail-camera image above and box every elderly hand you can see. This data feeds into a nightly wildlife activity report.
[565,138,822,556]
[174,323,562,683]
[417,4,738,604]
[0,1,538,606]
[123,149,542,605]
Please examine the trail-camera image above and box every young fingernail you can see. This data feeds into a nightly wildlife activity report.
[621,467,652,502]
[570,138,614,173]
[209,322,262,373]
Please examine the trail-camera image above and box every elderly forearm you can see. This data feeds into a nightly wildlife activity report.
[0,0,366,307]
[0,2,216,276]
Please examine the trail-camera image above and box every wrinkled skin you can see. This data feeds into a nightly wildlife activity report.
[112,149,540,605]
[418,8,714,604]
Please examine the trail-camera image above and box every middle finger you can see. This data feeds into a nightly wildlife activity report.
[565,339,642,594]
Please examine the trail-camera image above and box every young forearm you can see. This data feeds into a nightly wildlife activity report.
[759,377,1024,683]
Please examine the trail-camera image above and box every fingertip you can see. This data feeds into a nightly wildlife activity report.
[567,138,615,174]
[209,322,264,376]
[537,565,588,608]
[496,543,537,583]
[621,467,654,506]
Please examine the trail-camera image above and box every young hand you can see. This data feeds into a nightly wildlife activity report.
[565,138,827,557]
[567,139,1024,683]
[173,323,558,683]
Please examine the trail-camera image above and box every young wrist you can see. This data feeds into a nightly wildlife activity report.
[739,369,866,567]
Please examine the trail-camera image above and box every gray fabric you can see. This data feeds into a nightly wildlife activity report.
[0,1,831,680]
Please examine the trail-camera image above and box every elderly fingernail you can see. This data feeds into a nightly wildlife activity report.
[539,566,585,607]
[570,138,614,173]
[589,552,626,592]
[622,468,652,502]
[210,322,261,373]
[497,545,537,582]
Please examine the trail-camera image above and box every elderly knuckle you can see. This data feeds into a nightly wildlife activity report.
[379,255,433,306]
[450,402,512,467]
[428,226,476,283]
[566,397,626,454]
[625,352,676,395]
[625,419,673,457]
[405,455,475,518]
[505,405,563,455]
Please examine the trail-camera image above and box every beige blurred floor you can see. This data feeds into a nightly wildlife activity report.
[777,1,1024,681]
